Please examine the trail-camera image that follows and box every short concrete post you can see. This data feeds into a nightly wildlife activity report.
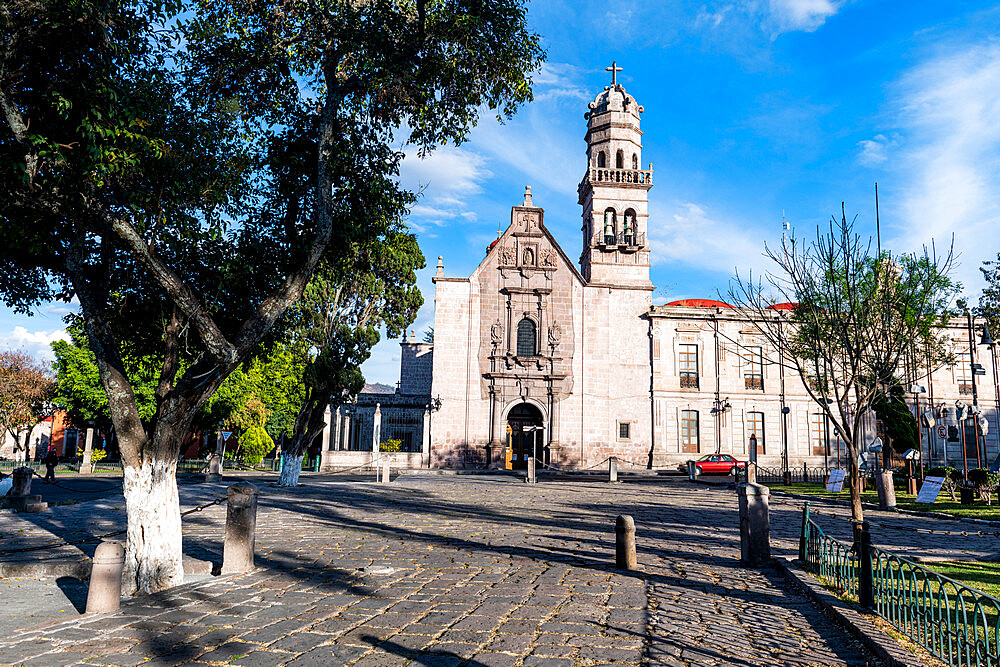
[221,482,258,574]
[609,457,619,483]
[86,540,124,613]
[526,456,536,484]
[380,459,391,484]
[207,430,225,481]
[875,470,896,510]
[737,482,771,567]
[615,515,638,570]
[11,467,32,496]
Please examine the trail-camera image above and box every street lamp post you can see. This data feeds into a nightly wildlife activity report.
[910,384,927,478]
[979,323,998,469]
[711,397,731,455]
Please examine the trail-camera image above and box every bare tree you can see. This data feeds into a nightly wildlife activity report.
[0,350,56,461]
[729,207,958,521]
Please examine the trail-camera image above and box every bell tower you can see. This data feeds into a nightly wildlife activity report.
[578,61,653,286]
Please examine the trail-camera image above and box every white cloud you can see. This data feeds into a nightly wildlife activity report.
[767,0,841,33]
[399,146,491,229]
[648,201,768,277]
[0,326,70,362]
[856,134,892,165]
[885,43,1000,293]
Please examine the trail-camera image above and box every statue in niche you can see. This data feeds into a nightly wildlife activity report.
[490,320,503,348]
[499,244,515,265]
[522,247,534,266]
[540,248,555,267]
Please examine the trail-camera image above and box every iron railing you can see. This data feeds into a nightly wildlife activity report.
[800,503,1000,666]
[753,465,829,484]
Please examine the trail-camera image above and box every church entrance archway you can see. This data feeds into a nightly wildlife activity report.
[506,402,543,471]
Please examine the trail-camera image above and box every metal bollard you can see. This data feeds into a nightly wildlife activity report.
[11,467,32,496]
[526,457,536,484]
[609,457,619,483]
[615,515,638,570]
[221,482,258,574]
[86,540,124,613]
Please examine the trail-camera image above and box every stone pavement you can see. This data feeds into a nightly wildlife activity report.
[3,473,974,666]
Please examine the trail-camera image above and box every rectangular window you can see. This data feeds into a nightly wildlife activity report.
[678,344,699,389]
[744,346,763,390]
[681,410,699,453]
[956,360,974,396]
[747,411,765,455]
[619,422,630,439]
[810,413,829,456]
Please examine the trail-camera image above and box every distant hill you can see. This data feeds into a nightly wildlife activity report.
[362,382,396,395]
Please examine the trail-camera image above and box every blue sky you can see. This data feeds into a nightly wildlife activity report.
[5,0,1000,387]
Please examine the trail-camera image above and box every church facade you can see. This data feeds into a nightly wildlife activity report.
[322,77,1000,473]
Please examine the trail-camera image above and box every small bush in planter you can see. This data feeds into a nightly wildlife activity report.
[927,466,962,501]
[967,468,1000,505]
[380,439,403,453]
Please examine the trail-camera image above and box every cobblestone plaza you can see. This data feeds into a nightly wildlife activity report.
[2,473,991,666]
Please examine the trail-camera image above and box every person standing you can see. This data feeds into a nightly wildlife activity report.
[43,447,58,483]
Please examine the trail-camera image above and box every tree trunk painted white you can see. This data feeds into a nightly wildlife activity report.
[121,459,183,596]
[277,453,303,487]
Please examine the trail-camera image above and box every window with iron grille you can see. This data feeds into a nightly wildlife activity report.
[516,318,536,356]
[744,346,763,390]
[747,411,765,454]
[619,422,630,439]
[681,410,699,453]
[810,413,828,456]
[679,344,699,389]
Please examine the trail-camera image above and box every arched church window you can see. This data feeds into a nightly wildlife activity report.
[516,318,536,356]
[632,153,638,170]
[597,151,606,168]
[615,150,624,169]
[603,208,616,244]
[623,209,636,245]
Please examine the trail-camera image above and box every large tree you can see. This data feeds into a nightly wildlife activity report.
[0,350,56,461]
[1,0,543,593]
[729,208,958,521]
[277,227,424,487]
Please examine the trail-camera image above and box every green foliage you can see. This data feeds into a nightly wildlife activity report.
[238,425,275,465]
[871,383,919,455]
[968,468,1000,504]
[380,439,403,453]
[929,466,962,501]
[977,254,1000,336]
[78,445,107,465]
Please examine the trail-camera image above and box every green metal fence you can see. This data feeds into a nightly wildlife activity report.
[800,502,1000,666]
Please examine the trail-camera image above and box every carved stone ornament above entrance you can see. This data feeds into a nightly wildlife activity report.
[499,244,515,265]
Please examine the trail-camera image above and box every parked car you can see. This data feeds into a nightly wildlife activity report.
[687,454,747,476]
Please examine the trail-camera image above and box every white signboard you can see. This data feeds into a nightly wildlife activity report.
[916,476,945,504]
[825,468,847,493]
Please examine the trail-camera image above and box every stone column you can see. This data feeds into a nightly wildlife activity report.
[738,482,771,566]
[80,427,95,474]
[207,431,225,481]
[342,411,352,451]
[422,408,431,465]
[372,404,382,456]
[320,406,334,472]
[333,408,342,451]
[490,389,503,448]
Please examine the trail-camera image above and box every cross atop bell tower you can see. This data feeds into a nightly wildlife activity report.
[606,60,623,86]
[577,65,653,287]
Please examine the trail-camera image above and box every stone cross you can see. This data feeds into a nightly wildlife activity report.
[606,60,623,86]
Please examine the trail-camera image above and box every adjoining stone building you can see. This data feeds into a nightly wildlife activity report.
[324,75,1000,473]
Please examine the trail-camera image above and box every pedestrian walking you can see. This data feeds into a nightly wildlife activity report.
[43,447,58,483]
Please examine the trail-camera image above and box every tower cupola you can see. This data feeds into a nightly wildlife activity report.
[578,62,653,287]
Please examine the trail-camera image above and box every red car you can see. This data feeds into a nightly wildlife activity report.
[692,454,747,476]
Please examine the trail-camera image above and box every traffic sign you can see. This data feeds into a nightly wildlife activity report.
[936,425,947,439]
[220,431,233,441]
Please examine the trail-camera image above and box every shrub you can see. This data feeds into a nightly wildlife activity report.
[928,466,962,501]
[380,439,403,453]
[967,468,1000,505]
[239,426,276,465]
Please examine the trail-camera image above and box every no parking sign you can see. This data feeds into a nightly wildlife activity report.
[936,425,947,439]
